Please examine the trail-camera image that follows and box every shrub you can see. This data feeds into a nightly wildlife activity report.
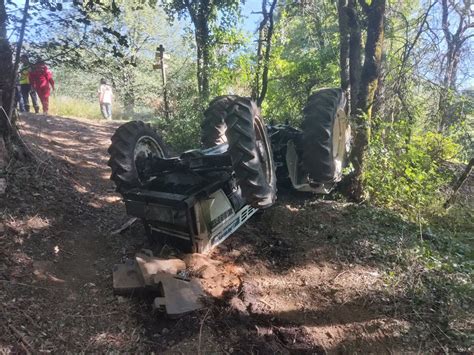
[365,121,460,220]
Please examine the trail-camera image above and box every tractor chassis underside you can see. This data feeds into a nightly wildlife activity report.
[122,145,256,253]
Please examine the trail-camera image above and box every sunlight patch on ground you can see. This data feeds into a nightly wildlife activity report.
[285,204,300,212]
[26,215,50,230]
[303,318,412,351]
[78,160,102,169]
[73,183,89,194]
[87,194,121,208]
[245,262,386,326]
[102,172,112,180]
[87,201,102,209]
[99,195,121,203]
[5,214,52,235]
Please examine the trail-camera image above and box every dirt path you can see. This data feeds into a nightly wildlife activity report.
[0,114,466,353]
[1,114,155,352]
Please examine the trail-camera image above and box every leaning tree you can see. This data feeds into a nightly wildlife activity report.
[0,0,33,162]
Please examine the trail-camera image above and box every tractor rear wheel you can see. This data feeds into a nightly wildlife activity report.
[225,97,277,208]
[201,95,238,148]
[301,88,350,183]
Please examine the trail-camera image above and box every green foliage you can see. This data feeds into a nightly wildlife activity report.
[155,82,203,152]
[53,66,102,102]
[365,121,459,220]
[262,2,340,123]
[446,91,474,162]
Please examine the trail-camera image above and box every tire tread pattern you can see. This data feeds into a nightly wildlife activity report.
[301,88,344,183]
[225,97,277,208]
[201,95,238,148]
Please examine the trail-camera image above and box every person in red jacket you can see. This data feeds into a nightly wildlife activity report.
[29,60,54,115]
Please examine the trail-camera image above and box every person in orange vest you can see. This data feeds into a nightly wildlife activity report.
[29,59,55,115]
[19,54,40,113]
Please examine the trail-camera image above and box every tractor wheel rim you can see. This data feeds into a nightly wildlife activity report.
[134,136,164,184]
[254,116,273,186]
[332,109,345,175]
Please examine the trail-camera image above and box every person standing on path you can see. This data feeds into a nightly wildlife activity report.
[19,54,40,113]
[15,73,25,112]
[98,78,113,120]
[29,59,54,115]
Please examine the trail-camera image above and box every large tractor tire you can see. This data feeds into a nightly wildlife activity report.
[225,97,277,208]
[301,88,350,183]
[201,95,238,148]
[107,121,168,191]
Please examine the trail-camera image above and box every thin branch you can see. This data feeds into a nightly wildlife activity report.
[257,0,277,106]
[400,0,438,70]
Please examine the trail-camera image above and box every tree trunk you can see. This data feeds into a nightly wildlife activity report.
[0,0,13,158]
[184,0,211,103]
[195,36,203,96]
[9,0,29,119]
[347,0,362,117]
[438,43,460,132]
[194,1,211,103]
[0,40,13,117]
[252,0,267,101]
[338,0,350,104]
[349,0,386,201]
[256,0,277,107]
[0,0,12,116]
[0,0,32,162]
[194,22,210,102]
[200,30,210,102]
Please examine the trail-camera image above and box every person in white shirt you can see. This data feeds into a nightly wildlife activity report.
[98,78,114,120]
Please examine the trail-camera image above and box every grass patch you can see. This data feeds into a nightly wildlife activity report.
[49,95,102,120]
[49,95,125,121]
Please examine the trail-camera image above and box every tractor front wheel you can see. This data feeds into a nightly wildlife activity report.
[107,121,168,191]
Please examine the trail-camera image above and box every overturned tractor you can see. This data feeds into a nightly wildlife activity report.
[107,88,350,253]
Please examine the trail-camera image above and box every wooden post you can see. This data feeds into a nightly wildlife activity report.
[155,44,170,122]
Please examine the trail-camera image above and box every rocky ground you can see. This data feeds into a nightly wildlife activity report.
[0,113,471,353]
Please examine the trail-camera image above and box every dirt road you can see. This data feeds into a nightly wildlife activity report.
[0,114,462,353]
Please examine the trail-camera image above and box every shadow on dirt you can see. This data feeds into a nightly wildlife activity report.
[0,114,157,352]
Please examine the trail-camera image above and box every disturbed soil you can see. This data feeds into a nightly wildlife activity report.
[0,114,471,353]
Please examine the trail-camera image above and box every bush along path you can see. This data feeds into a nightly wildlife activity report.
[0,113,472,353]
